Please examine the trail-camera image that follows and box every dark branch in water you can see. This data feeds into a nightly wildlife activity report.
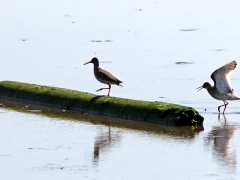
[175,62,194,65]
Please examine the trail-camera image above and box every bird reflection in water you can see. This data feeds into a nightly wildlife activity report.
[93,126,121,166]
[205,114,236,173]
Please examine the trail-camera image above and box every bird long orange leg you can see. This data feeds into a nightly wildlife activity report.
[96,84,111,96]
[223,100,228,114]
[218,100,229,114]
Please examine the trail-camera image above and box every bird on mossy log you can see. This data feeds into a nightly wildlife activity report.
[197,60,240,114]
[84,57,123,96]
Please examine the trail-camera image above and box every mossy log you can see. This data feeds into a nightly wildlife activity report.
[0,81,204,126]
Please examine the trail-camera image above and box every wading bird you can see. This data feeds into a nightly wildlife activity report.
[197,60,240,114]
[84,57,122,96]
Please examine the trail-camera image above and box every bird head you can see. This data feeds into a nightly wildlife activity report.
[197,82,211,92]
[84,57,99,65]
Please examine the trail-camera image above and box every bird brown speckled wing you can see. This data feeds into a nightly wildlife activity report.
[211,60,237,94]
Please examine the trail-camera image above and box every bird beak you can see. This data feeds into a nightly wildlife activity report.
[196,86,203,92]
[83,61,91,65]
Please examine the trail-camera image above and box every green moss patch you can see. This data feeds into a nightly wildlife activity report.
[0,81,204,126]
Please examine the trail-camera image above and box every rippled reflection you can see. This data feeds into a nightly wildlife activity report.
[205,114,236,173]
[93,126,121,166]
[0,98,204,139]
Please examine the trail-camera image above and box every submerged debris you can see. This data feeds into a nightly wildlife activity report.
[175,62,194,65]
[63,15,71,17]
[179,28,199,31]
[91,40,112,42]
[100,61,112,63]
[91,40,102,42]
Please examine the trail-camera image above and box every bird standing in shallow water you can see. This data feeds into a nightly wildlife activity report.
[197,60,240,114]
[84,57,123,96]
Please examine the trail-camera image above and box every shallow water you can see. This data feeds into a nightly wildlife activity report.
[0,101,240,180]
[1,0,240,179]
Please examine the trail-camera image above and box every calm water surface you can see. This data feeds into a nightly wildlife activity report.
[1,0,240,179]
[0,101,240,180]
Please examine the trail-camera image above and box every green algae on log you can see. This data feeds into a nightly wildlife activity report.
[0,81,204,126]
